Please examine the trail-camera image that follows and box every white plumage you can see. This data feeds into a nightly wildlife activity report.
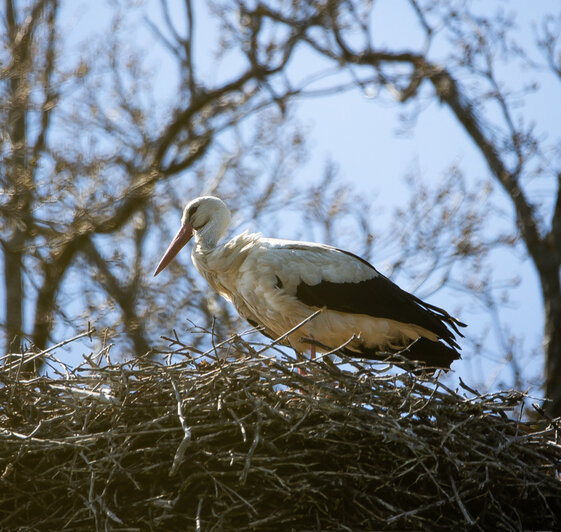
[154,196,465,368]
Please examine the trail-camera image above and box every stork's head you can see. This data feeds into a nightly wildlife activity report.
[153,196,230,276]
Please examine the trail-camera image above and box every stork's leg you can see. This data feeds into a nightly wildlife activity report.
[296,351,306,375]
[297,345,316,375]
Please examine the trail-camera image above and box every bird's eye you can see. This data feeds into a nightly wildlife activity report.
[188,204,208,229]
[187,204,199,221]
[192,217,209,230]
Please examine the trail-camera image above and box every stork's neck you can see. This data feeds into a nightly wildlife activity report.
[195,229,220,251]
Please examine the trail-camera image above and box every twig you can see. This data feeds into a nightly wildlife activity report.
[1,329,95,373]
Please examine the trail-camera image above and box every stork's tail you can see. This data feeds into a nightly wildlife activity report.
[345,337,460,370]
[398,337,460,369]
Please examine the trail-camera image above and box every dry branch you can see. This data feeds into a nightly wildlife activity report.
[0,332,560,531]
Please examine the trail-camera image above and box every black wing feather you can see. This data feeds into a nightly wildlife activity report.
[295,273,465,349]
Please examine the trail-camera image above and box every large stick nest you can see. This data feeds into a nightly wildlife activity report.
[1,332,560,531]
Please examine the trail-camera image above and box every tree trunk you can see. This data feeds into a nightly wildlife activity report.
[4,244,24,353]
[541,266,561,418]
[4,61,28,355]
[3,0,39,356]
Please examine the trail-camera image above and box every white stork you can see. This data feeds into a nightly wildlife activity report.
[154,196,465,369]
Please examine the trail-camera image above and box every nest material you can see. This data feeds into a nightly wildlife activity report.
[1,333,560,531]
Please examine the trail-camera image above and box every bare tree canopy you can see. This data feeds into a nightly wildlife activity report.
[1,0,311,363]
[1,0,560,417]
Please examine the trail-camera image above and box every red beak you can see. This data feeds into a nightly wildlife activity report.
[153,223,194,277]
